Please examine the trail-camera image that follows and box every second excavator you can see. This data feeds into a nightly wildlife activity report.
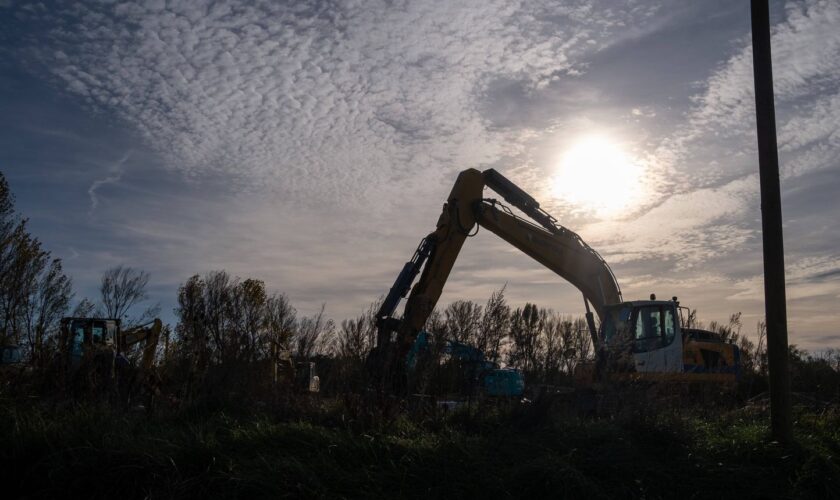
[368,168,739,393]
[59,317,163,400]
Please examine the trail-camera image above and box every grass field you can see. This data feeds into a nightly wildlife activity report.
[1,396,838,499]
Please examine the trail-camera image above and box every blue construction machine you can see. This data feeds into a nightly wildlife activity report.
[406,330,524,398]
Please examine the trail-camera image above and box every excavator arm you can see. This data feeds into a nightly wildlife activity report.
[119,318,163,371]
[372,168,621,388]
[476,202,621,319]
[370,169,485,387]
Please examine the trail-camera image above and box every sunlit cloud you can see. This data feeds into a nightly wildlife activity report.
[550,135,649,217]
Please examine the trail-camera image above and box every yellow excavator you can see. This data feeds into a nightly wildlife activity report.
[58,317,162,398]
[369,168,739,393]
[60,317,162,370]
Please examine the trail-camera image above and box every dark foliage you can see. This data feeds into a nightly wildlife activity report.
[0,172,73,365]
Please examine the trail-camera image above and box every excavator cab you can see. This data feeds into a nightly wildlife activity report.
[61,318,121,369]
[59,317,162,371]
[0,345,23,365]
[602,299,683,374]
[601,298,741,383]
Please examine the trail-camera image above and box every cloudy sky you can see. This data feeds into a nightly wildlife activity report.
[1,0,838,350]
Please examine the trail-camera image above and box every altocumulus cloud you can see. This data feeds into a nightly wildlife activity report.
[10,0,662,208]
[586,0,840,266]
[672,0,840,182]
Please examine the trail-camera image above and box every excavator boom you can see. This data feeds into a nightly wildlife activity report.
[372,168,622,387]
[371,168,741,391]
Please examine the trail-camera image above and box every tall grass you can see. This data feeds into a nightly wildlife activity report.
[1,396,838,499]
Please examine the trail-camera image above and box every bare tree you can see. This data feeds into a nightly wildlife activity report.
[537,312,560,380]
[72,298,97,318]
[680,308,699,329]
[232,278,267,362]
[0,223,48,342]
[202,270,233,361]
[478,286,510,363]
[362,299,380,354]
[709,312,743,344]
[293,304,334,358]
[444,300,482,344]
[24,258,72,363]
[175,274,209,369]
[0,174,13,234]
[175,271,304,368]
[338,315,370,363]
[0,172,68,350]
[264,292,297,358]
[202,271,262,364]
[508,303,543,373]
[816,348,840,372]
[425,309,447,337]
[570,316,592,367]
[99,265,151,323]
[336,300,380,361]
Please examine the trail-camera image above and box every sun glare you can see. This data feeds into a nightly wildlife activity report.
[551,135,647,217]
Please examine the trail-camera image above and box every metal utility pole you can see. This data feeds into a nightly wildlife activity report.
[750,0,793,443]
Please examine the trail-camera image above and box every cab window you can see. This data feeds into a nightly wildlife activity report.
[664,308,676,344]
[1,347,22,364]
[71,323,85,357]
[105,322,117,343]
[92,323,105,343]
[633,306,661,352]
[632,305,677,352]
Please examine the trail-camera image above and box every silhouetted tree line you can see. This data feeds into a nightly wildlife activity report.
[0,173,72,366]
[164,271,336,401]
[0,173,160,371]
[419,288,593,387]
[2,170,840,406]
[148,277,596,400]
[130,282,840,405]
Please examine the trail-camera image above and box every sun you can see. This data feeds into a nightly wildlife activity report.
[551,135,647,217]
